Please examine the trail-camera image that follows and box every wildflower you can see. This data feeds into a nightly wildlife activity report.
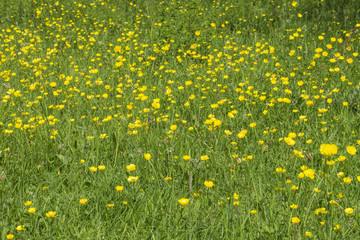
[144,153,151,160]
[224,130,232,135]
[291,217,300,224]
[116,186,124,192]
[183,155,191,160]
[284,137,295,146]
[305,232,312,237]
[204,181,214,188]
[233,201,240,206]
[164,177,172,181]
[178,198,190,206]
[304,169,315,180]
[98,165,106,170]
[319,144,338,157]
[346,146,356,155]
[126,164,136,172]
[28,207,36,214]
[123,201,128,205]
[290,204,298,209]
[170,125,177,131]
[294,150,304,158]
[193,193,200,197]
[46,211,56,218]
[107,204,115,208]
[16,225,24,231]
[233,193,239,200]
[89,166,97,172]
[200,155,209,161]
[237,129,248,139]
[250,210,257,214]
[343,177,352,184]
[333,225,341,230]
[6,234,14,239]
[127,176,139,183]
[24,201,32,206]
[345,208,354,214]
[79,198,88,204]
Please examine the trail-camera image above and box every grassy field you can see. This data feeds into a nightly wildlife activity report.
[1,0,360,239]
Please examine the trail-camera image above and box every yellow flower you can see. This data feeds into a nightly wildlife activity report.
[237,129,248,139]
[98,165,106,170]
[305,232,312,237]
[233,193,239,200]
[249,122,256,128]
[200,155,209,161]
[343,177,352,184]
[16,225,24,231]
[291,217,300,224]
[107,204,115,208]
[284,137,296,146]
[6,234,14,239]
[89,166,97,172]
[144,153,151,160]
[170,125,177,131]
[183,155,191,160]
[290,204,298,209]
[224,130,232,135]
[294,149,304,158]
[304,169,315,180]
[46,211,56,218]
[204,180,214,188]
[24,201,32,206]
[116,186,124,192]
[333,224,341,230]
[79,198,88,204]
[250,210,257,214]
[319,144,338,157]
[28,207,36,214]
[123,201,128,205]
[345,208,354,214]
[126,164,136,172]
[127,176,139,183]
[178,198,190,206]
[195,30,200,36]
[346,146,356,155]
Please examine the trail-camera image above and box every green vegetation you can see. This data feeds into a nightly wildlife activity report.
[1,0,360,239]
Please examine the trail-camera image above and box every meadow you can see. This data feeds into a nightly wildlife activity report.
[1,0,360,239]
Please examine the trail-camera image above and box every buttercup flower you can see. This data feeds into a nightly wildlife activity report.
[46,211,56,218]
[319,144,338,157]
[127,176,139,183]
[346,146,356,155]
[204,180,214,188]
[291,217,300,224]
[178,198,190,206]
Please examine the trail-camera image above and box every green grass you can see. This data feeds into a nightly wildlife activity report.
[1,0,360,239]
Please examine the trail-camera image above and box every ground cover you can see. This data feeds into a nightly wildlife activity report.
[1,0,360,239]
